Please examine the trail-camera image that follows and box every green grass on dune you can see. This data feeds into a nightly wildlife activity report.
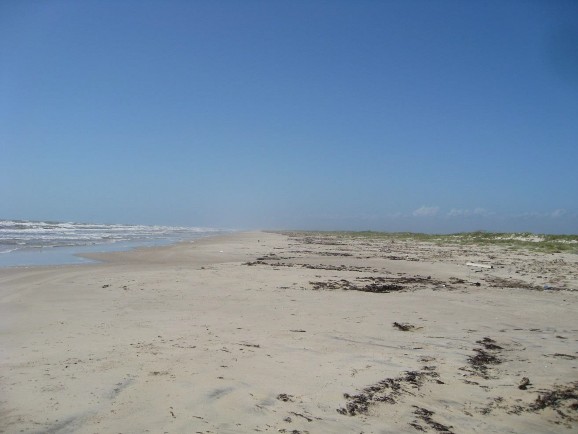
[278,230,578,254]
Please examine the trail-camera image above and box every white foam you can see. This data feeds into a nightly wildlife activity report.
[0,219,227,253]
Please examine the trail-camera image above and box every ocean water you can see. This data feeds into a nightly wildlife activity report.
[0,220,227,267]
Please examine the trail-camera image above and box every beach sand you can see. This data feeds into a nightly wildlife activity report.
[1,231,577,433]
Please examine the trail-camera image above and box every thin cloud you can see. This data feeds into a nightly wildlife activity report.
[512,209,572,219]
[551,209,567,218]
[412,206,439,217]
[447,208,492,217]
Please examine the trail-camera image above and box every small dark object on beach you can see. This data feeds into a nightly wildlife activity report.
[393,322,415,331]
[289,411,313,422]
[102,284,110,288]
[238,342,260,348]
[277,393,294,402]
[477,337,503,351]
[519,377,531,390]
[409,422,427,431]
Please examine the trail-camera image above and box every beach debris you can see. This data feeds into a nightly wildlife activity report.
[301,236,345,245]
[309,279,406,293]
[529,381,578,413]
[519,377,531,390]
[411,406,455,433]
[466,262,493,269]
[309,275,448,293]
[393,322,419,332]
[244,259,373,272]
[277,393,294,402]
[385,255,420,261]
[150,371,170,376]
[289,329,306,333]
[477,337,503,351]
[337,368,442,416]
[238,342,260,348]
[480,381,578,424]
[465,338,503,378]
[309,280,351,291]
[349,283,405,293]
[549,353,578,360]
[485,276,542,291]
[409,422,427,432]
[317,251,353,256]
[289,411,314,422]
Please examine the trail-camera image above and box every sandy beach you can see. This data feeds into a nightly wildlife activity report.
[1,231,577,434]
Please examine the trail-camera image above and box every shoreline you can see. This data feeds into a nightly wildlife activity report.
[0,230,236,269]
[1,231,577,433]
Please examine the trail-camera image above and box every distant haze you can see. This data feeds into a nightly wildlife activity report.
[1,1,577,234]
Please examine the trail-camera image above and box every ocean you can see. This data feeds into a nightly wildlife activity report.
[0,220,227,267]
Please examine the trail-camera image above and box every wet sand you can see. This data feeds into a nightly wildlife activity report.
[1,231,577,433]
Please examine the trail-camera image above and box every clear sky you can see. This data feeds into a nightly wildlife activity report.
[1,1,577,233]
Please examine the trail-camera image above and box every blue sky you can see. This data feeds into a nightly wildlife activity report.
[1,1,577,233]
